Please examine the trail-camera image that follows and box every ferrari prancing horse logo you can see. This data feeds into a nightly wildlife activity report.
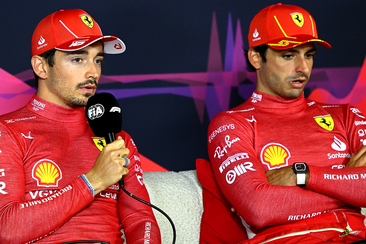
[80,14,94,28]
[314,114,334,131]
[291,13,304,27]
[93,137,106,151]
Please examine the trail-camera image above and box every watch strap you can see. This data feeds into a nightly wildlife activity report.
[296,172,306,187]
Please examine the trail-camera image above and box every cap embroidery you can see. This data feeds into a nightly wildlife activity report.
[80,14,94,28]
[38,36,45,45]
[274,16,297,40]
[114,43,123,50]
[291,12,304,27]
[252,29,261,42]
[268,40,302,47]
[309,15,316,37]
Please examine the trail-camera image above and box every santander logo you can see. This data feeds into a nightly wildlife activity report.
[331,136,347,151]
[38,36,45,45]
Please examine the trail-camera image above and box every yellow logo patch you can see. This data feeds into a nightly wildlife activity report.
[261,143,291,169]
[291,13,304,27]
[80,14,94,28]
[32,159,62,187]
[93,137,106,151]
[314,114,334,131]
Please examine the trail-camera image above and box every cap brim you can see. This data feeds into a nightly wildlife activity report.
[267,36,331,50]
[56,35,126,54]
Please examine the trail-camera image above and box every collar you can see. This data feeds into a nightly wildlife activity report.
[25,94,87,123]
[248,91,307,109]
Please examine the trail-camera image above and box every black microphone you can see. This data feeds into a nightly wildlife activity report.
[85,92,128,187]
[86,95,176,244]
[85,92,122,144]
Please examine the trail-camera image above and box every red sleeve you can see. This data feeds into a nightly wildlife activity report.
[118,132,161,244]
[207,112,344,228]
[0,179,93,243]
[0,123,94,243]
[0,174,93,244]
[306,105,366,207]
[196,158,248,244]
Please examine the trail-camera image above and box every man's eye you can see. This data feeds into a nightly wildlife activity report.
[73,58,83,62]
[283,54,293,59]
[95,59,103,65]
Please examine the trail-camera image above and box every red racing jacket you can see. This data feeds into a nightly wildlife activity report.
[0,94,161,244]
[203,91,366,243]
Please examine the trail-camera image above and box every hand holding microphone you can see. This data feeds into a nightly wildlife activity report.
[84,93,130,195]
[86,94,177,243]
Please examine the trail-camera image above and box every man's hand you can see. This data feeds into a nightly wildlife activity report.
[85,136,129,195]
[346,145,366,168]
[265,166,297,186]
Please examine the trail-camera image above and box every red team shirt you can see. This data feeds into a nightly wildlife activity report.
[207,91,366,242]
[0,95,161,244]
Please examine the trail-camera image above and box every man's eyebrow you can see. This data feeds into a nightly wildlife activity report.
[276,47,317,54]
[66,50,105,57]
[306,47,317,53]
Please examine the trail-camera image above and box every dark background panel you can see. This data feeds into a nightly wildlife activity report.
[0,0,365,171]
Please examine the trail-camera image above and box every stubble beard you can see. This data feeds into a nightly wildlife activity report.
[68,79,98,107]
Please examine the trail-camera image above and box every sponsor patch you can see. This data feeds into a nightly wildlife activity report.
[32,159,62,187]
[0,182,7,194]
[208,124,235,143]
[225,162,255,184]
[291,12,304,27]
[314,114,334,131]
[80,14,94,28]
[261,143,291,169]
[214,135,240,159]
[251,92,262,103]
[31,99,46,111]
[219,153,249,173]
[93,137,106,151]
[331,136,347,151]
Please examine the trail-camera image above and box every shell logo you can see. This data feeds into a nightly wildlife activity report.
[261,143,291,169]
[32,159,62,187]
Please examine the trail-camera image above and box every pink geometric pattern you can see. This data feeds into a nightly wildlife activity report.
[0,13,364,172]
[0,13,364,120]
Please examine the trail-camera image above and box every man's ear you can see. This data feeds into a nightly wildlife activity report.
[247,48,261,70]
[31,56,48,79]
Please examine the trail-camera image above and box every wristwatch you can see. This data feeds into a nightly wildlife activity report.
[292,162,308,187]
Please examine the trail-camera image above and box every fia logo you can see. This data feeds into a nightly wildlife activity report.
[87,104,105,120]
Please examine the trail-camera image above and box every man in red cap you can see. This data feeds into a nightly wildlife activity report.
[0,9,161,243]
[197,3,366,243]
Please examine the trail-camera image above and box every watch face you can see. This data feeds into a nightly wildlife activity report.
[295,163,307,172]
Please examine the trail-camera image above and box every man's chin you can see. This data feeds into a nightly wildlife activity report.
[68,95,91,108]
[283,90,304,99]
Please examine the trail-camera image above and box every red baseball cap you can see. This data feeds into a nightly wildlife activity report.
[31,9,126,56]
[248,3,331,50]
